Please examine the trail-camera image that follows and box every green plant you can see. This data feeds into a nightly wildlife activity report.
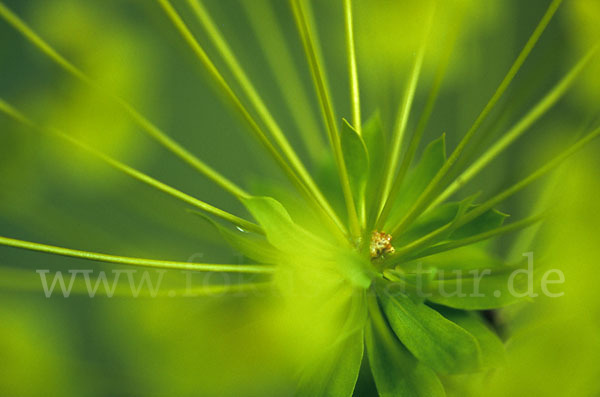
[0,0,598,395]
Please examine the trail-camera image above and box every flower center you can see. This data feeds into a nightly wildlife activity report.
[370,231,395,259]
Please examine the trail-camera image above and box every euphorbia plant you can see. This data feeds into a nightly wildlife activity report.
[0,0,598,395]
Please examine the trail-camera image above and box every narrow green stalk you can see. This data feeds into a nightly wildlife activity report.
[343,0,366,228]
[176,282,272,297]
[0,266,271,296]
[389,126,599,241]
[377,8,433,225]
[434,44,599,206]
[374,7,444,230]
[367,288,399,351]
[343,0,361,134]
[0,236,274,273]
[390,217,456,261]
[291,0,361,240]
[158,0,346,238]
[452,126,600,229]
[185,0,345,233]
[389,126,599,262]
[387,126,599,261]
[241,0,326,162]
[390,0,563,235]
[409,213,545,261]
[0,1,247,199]
[0,99,263,235]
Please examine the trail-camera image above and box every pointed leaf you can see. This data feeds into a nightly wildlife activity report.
[241,196,373,287]
[362,111,386,211]
[399,246,525,309]
[188,210,280,264]
[365,318,445,397]
[395,202,461,247]
[385,135,446,230]
[390,193,480,260]
[341,118,369,206]
[403,246,506,273]
[427,266,527,310]
[437,307,506,369]
[450,208,509,240]
[241,196,328,254]
[297,328,363,397]
[248,177,329,240]
[376,280,482,374]
[296,294,366,396]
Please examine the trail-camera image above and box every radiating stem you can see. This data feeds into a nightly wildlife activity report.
[343,0,367,229]
[343,0,361,134]
[390,0,563,235]
[409,213,545,261]
[374,7,436,229]
[291,0,361,240]
[185,0,344,234]
[242,0,326,162]
[433,44,599,206]
[389,125,600,253]
[450,126,600,230]
[0,99,263,235]
[158,0,346,237]
[0,2,247,199]
[0,236,274,273]
[0,266,272,297]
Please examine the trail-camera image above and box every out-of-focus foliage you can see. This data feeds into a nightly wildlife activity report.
[483,149,600,397]
[564,0,600,108]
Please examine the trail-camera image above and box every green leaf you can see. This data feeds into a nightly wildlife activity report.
[383,267,438,301]
[241,196,374,288]
[399,245,526,309]
[428,266,527,310]
[436,307,506,369]
[376,280,482,374]
[365,319,445,397]
[241,196,327,254]
[385,135,446,230]
[395,202,461,247]
[391,195,507,262]
[188,210,280,264]
[450,208,509,240]
[248,177,329,241]
[407,248,527,309]
[296,294,366,397]
[341,118,369,208]
[389,194,479,261]
[403,246,505,273]
[362,111,386,212]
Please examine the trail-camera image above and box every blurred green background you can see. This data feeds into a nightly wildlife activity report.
[0,0,599,395]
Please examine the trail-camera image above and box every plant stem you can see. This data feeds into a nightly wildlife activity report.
[0,266,272,296]
[291,0,361,240]
[186,0,344,234]
[0,1,248,200]
[390,0,563,236]
[343,0,367,229]
[433,44,599,206]
[158,0,347,238]
[374,7,435,229]
[408,213,545,261]
[452,126,600,229]
[343,0,361,134]
[0,99,264,235]
[0,236,274,273]
[387,125,600,262]
[241,0,326,162]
